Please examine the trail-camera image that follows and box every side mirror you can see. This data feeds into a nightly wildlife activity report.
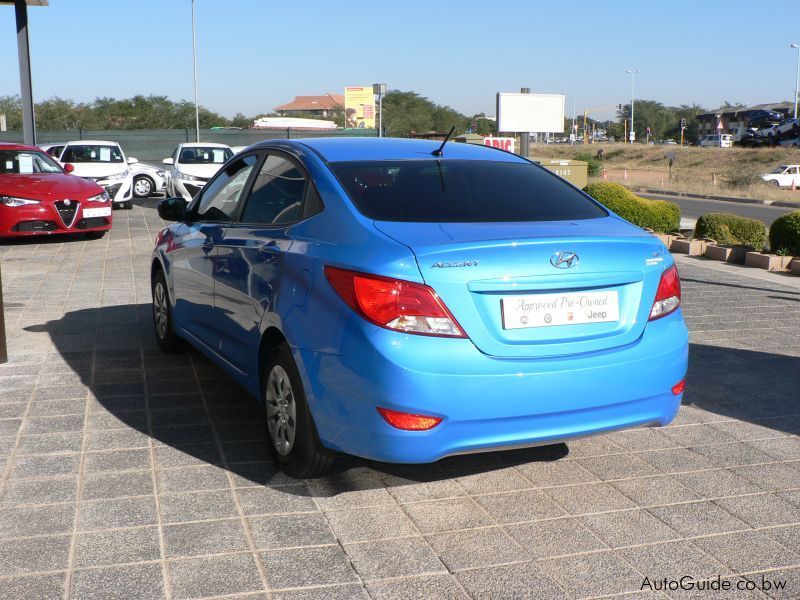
[162,158,174,165]
[63,163,75,173]
[157,197,187,222]
[127,157,139,164]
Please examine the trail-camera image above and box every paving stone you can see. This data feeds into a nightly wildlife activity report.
[473,489,566,524]
[236,484,318,515]
[163,518,249,557]
[71,563,165,600]
[454,562,566,599]
[538,550,644,596]
[0,535,71,576]
[404,497,494,534]
[2,474,78,505]
[732,463,800,491]
[82,470,154,500]
[83,448,151,473]
[638,447,719,474]
[455,467,533,494]
[543,481,637,515]
[693,530,800,573]
[325,504,417,542]
[152,443,221,468]
[746,437,800,461]
[74,526,161,567]
[690,442,777,468]
[0,573,65,600]
[85,428,150,451]
[0,503,75,537]
[427,526,525,571]
[168,553,265,599]
[515,459,599,487]
[307,477,394,510]
[762,524,800,553]
[577,453,660,480]
[611,474,700,507]
[344,537,447,580]
[621,539,730,581]
[714,493,800,528]
[271,584,369,600]
[157,464,231,494]
[505,517,607,558]
[16,432,83,454]
[159,489,240,523]
[672,468,762,499]
[11,452,81,477]
[580,508,681,547]
[261,545,359,589]
[79,496,157,530]
[249,513,335,549]
[648,501,749,537]
[606,427,681,451]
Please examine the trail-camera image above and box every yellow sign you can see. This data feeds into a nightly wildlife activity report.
[345,86,375,129]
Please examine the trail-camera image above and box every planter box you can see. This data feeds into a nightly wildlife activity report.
[791,259,800,275]
[655,233,679,249]
[704,244,731,262]
[744,252,793,272]
[671,239,707,256]
[727,246,750,264]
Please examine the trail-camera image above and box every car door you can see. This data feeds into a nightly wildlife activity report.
[211,151,317,376]
[169,154,258,351]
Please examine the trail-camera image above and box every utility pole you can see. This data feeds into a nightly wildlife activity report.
[792,44,800,119]
[625,69,639,144]
[519,87,530,157]
[191,0,200,142]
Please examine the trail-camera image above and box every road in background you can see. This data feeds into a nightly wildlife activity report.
[640,192,795,226]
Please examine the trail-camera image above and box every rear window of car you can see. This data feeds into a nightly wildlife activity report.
[330,160,608,223]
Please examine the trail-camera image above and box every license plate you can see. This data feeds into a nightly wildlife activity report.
[83,206,112,218]
[501,290,620,329]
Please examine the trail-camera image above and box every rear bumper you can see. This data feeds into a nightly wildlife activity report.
[295,311,688,464]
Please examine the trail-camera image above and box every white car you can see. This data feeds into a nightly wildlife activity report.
[698,134,733,148]
[58,141,136,209]
[761,165,800,188]
[130,162,166,198]
[162,143,233,202]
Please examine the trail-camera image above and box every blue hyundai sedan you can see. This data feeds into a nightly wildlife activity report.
[151,138,688,477]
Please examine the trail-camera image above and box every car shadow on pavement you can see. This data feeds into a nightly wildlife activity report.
[28,303,799,497]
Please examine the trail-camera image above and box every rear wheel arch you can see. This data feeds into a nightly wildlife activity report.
[258,327,288,392]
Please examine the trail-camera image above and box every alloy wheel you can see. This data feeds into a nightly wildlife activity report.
[153,281,168,340]
[265,365,297,456]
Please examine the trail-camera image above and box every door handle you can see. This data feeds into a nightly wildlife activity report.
[257,241,281,255]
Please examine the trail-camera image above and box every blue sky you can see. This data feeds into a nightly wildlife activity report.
[1,0,798,121]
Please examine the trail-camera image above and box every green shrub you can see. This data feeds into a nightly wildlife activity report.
[694,212,767,250]
[722,168,762,189]
[574,152,602,177]
[582,182,680,233]
[769,210,800,255]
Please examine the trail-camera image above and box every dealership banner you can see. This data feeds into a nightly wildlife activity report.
[345,87,375,129]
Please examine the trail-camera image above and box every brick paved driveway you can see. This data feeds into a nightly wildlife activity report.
[1,202,799,599]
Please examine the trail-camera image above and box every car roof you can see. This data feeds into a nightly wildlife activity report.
[64,140,122,146]
[0,142,41,152]
[268,137,530,164]
[180,142,231,148]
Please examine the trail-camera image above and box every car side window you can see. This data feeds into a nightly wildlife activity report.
[240,154,308,225]
[195,155,258,222]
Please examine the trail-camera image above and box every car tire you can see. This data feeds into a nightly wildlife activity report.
[121,200,133,210]
[262,342,334,478]
[772,180,781,187]
[133,175,154,198]
[152,269,186,353]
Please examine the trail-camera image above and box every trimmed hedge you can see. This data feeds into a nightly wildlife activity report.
[582,182,680,233]
[694,212,767,250]
[769,210,800,255]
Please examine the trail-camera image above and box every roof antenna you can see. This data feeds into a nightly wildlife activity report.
[431,126,456,157]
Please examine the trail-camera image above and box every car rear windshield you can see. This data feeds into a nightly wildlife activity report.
[330,159,608,222]
[61,145,124,163]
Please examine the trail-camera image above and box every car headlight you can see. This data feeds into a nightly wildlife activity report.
[177,171,201,182]
[87,191,111,203]
[156,170,165,177]
[105,170,130,181]
[0,196,40,207]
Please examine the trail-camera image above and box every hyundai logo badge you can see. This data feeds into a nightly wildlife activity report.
[550,251,579,269]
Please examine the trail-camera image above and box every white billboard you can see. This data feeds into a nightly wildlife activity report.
[497,93,565,133]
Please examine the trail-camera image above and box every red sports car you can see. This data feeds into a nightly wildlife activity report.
[0,142,112,239]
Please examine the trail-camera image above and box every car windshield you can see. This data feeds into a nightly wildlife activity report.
[771,166,789,174]
[330,160,609,223]
[61,145,124,163]
[0,149,64,174]
[178,147,232,164]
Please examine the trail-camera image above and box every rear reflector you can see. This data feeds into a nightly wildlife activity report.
[325,266,466,337]
[649,265,681,320]
[377,407,442,431]
[671,379,685,396]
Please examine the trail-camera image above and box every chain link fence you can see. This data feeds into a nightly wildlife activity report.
[0,128,377,163]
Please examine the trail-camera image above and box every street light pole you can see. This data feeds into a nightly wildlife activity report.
[791,43,800,119]
[373,83,387,138]
[191,0,200,142]
[571,95,578,145]
[625,69,639,144]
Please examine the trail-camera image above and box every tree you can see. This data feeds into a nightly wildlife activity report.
[382,91,471,137]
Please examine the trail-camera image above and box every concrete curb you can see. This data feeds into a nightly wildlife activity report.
[639,188,800,209]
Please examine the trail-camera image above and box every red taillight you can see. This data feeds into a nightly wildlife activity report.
[671,379,685,396]
[324,266,466,337]
[377,407,442,431]
[649,265,681,321]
